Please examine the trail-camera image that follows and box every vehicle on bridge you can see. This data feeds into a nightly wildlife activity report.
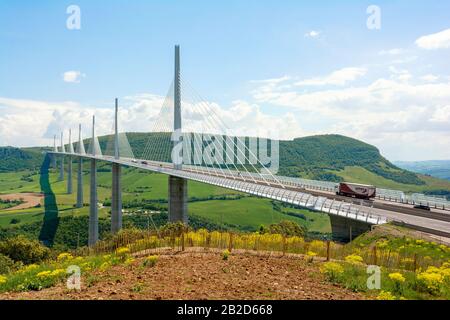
[336,182,376,200]
[414,204,431,211]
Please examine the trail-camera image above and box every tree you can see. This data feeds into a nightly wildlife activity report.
[267,220,306,237]
[0,235,50,265]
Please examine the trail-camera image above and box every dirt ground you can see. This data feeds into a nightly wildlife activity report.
[0,251,363,300]
[0,193,43,211]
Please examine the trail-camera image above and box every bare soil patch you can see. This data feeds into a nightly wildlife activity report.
[0,193,43,211]
[0,251,363,300]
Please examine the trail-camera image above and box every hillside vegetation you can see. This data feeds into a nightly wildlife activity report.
[0,147,45,173]
[2,134,450,194]
[278,135,423,185]
[395,160,450,181]
[1,225,449,300]
[0,164,331,249]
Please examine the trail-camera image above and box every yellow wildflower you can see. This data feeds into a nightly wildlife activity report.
[417,267,444,294]
[57,252,73,262]
[115,247,130,255]
[143,255,159,267]
[320,262,344,281]
[345,254,364,265]
[50,269,66,277]
[36,270,52,279]
[377,291,396,300]
[389,273,405,283]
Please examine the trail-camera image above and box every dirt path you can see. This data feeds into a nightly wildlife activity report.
[0,251,363,300]
[0,193,43,211]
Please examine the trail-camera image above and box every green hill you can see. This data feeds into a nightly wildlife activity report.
[278,135,423,185]
[394,160,450,181]
[0,147,46,173]
[2,134,450,193]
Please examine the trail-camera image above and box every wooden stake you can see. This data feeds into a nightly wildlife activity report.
[326,241,330,261]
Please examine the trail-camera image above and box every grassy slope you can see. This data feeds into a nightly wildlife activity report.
[394,160,450,181]
[330,166,450,192]
[3,134,450,194]
[0,168,331,233]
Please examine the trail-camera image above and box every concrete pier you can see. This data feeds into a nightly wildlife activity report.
[58,156,64,181]
[76,158,83,208]
[88,116,99,246]
[111,163,122,233]
[168,175,188,224]
[167,46,188,225]
[67,157,73,194]
[88,159,98,246]
[110,98,123,233]
[329,215,372,242]
[53,155,57,169]
[58,132,65,181]
[53,135,57,168]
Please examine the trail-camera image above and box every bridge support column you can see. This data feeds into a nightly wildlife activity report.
[58,156,64,181]
[111,163,122,233]
[76,158,83,208]
[329,215,372,242]
[67,156,73,194]
[88,159,98,246]
[53,154,57,169]
[168,176,188,224]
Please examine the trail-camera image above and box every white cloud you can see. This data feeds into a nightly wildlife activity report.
[392,56,418,65]
[250,75,450,160]
[416,28,450,50]
[295,67,367,87]
[304,30,321,38]
[430,105,450,123]
[379,48,404,55]
[0,93,304,148]
[63,71,85,83]
[0,95,163,147]
[389,66,412,82]
[421,74,439,82]
[184,100,304,140]
[250,76,290,84]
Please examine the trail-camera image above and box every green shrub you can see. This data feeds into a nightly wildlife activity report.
[9,218,21,225]
[0,235,50,265]
[320,262,344,282]
[222,249,230,261]
[143,255,158,267]
[268,220,306,237]
[0,253,15,275]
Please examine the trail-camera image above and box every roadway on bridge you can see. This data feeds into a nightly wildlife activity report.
[299,188,450,222]
[51,152,450,238]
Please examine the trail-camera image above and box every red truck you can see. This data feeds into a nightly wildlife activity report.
[336,182,376,200]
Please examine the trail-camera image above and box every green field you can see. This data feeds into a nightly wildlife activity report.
[330,166,450,193]
[0,165,331,235]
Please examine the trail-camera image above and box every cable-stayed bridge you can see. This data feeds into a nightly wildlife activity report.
[47,46,450,246]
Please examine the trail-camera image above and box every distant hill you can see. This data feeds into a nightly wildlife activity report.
[278,135,424,185]
[3,134,450,193]
[394,160,450,181]
[0,147,46,172]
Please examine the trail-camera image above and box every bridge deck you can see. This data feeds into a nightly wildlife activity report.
[48,152,450,237]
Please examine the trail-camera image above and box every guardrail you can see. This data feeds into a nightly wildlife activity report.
[49,152,389,226]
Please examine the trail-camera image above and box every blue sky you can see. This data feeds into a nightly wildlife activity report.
[1,0,450,161]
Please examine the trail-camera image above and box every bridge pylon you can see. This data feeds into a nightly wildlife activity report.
[58,132,65,182]
[67,129,73,194]
[76,124,84,208]
[52,135,57,168]
[168,45,188,225]
[88,116,99,246]
[111,98,123,233]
